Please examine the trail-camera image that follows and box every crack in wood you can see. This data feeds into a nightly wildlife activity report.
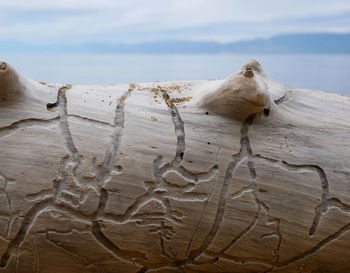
[0,172,14,217]
[0,117,59,138]
[274,88,292,105]
[5,216,17,241]
[91,189,147,265]
[226,182,282,262]
[157,221,175,260]
[0,114,112,141]
[31,238,39,273]
[180,115,256,266]
[37,228,90,265]
[0,198,53,268]
[252,154,330,236]
[205,250,273,267]
[185,169,219,257]
[188,114,282,265]
[68,114,114,128]
[221,197,263,252]
[264,222,350,272]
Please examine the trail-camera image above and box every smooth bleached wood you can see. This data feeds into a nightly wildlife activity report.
[0,60,350,273]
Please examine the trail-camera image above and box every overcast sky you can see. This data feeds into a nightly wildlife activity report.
[1,0,350,44]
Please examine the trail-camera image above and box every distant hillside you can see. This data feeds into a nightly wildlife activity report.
[222,33,350,54]
[1,33,350,54]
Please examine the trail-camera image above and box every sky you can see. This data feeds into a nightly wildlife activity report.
[0,0,350,45]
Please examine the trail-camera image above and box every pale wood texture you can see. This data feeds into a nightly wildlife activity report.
[0,60,350,273]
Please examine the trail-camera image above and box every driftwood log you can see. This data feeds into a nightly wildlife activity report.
[0,59,350,273]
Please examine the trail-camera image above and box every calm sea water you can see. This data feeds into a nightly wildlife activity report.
[1,54,350,94]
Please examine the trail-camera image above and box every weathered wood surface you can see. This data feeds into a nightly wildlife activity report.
[0,60,350,273]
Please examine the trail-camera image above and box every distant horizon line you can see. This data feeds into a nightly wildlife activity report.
[1,32,350,54]
[2,31,350,45]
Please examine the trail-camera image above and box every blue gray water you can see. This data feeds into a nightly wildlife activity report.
[1,54,349,94]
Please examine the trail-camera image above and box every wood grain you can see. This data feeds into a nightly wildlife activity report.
[0,60,350,273]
